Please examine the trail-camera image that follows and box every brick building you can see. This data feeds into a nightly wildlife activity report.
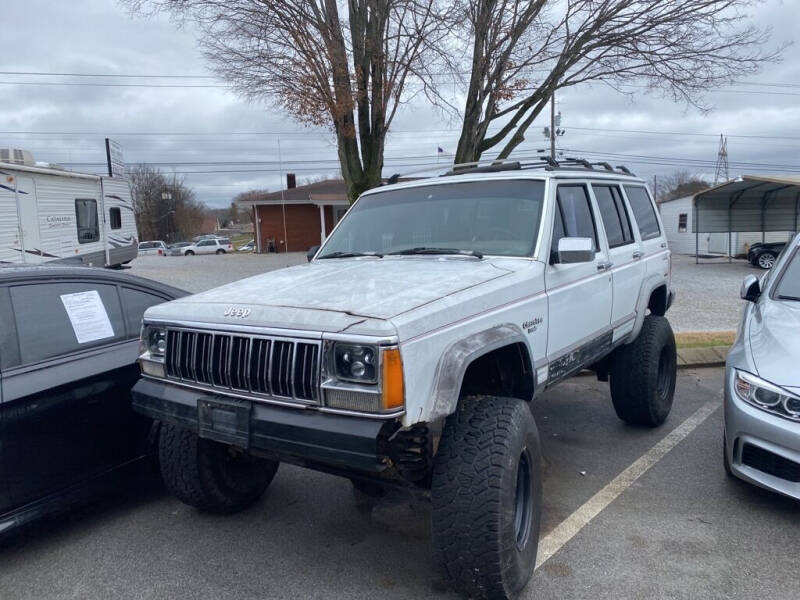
[236,175,350,253]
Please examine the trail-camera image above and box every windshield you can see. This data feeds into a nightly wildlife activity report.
[319,180,545,258]
[775,247,800,301]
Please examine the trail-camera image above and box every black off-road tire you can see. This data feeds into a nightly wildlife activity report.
[184,250,194,256]
[431,396,542,600]
[216,249,225,254]
[158,423,278,514]
[610,314,677,427]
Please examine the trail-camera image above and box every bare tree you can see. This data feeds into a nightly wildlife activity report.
[129,165,208,241]
[656,170,711,203]
[452,0,785,164]
[124,0,452,201]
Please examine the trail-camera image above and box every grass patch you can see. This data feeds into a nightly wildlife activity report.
[675,331,736,349]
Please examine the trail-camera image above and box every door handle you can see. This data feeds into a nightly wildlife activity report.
[597,261,613,271]
[632,251,643,260]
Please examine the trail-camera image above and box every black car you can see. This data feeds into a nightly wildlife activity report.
[748,241,787,269]
[0,265,185,538]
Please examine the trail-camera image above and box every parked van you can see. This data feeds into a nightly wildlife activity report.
[0,157,138,267]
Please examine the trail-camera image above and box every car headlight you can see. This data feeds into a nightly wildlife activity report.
[140,324,167,360]
[734,370,800,421]
[333,343,378,383]
[323,343,404,413]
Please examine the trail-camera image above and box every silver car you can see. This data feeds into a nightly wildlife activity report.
[725,232,800,499]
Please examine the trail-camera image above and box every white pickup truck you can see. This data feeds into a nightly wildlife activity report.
[133,160,676,599]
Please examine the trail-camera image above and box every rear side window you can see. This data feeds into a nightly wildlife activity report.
[109,207,122,230]
[219,238,230,245]
[624,186,661,240]
[592,185,634,248]
[75,199,100,244]
[552,185,598,258]
[9,282,125,365]
[121,287,171,334]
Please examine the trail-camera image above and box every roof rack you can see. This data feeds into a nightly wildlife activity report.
[440,156,636,178]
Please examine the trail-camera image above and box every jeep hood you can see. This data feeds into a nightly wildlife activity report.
[748,299,800,388]
[144,257,516,336]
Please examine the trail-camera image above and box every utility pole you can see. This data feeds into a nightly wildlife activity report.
[543,93,564,160]
[278,139,289,253]
[550,92,556,160]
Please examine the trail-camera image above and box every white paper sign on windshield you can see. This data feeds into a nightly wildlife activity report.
[60,290,115,344]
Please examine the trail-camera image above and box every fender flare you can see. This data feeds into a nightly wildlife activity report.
[627,275,671,343]
[428,323,533,422]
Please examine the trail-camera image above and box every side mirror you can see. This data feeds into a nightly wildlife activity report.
[557,237,594,264]
[740,274,761,302]
[307,245,320,262]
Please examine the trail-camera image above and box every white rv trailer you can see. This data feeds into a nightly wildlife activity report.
[0,160,138,267]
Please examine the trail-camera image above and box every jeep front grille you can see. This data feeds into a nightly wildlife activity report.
[164,329,320,403]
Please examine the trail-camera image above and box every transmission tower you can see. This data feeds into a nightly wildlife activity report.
[714,134,729,184]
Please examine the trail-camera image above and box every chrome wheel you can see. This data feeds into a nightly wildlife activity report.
[757,252,776,269]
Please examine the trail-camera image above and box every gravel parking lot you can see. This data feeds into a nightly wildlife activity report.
[668,254,755,332]
[126,251,756,332]
[2,368,798,599]
[127,252,308,293]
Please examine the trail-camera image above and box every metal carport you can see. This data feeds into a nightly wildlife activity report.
[692,175,800,263]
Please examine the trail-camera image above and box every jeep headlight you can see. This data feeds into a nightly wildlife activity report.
[333,343,377,383]
[138,325,167,378]
[323,343,404,413]
[140,324,167,359]
[734,370,800,421]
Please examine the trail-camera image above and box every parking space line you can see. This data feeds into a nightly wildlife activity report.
[533,400,720,572]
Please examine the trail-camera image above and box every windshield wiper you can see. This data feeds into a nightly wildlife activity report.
[778,294,800,301]
[316,251,383,259]
[387,247,484,259]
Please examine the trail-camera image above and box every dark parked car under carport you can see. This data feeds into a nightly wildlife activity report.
[748,241,787,270]
[0,265,185,539]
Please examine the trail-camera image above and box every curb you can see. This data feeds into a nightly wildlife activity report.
[676,345,730,369]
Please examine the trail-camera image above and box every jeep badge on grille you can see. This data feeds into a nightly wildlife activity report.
[224,306,251,319]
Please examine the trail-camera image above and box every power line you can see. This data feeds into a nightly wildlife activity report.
[3,70,800,90]
[0,81,228,88]
[0,128,459,136]
[567,127,800,142]
[5,79,800,97]
[4,125,800,142]
[0,71,214,78]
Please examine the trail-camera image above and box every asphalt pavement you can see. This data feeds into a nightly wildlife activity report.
[2,367,798,600]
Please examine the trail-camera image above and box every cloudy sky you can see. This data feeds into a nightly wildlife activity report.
[4,0,800,207]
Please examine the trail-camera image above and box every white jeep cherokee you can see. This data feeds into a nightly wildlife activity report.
[133,161,676,599]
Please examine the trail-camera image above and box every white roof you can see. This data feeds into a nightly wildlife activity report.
[0,161,101,180]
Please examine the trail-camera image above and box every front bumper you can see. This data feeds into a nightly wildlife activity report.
[724,370,800,500]
[132,378,395,473]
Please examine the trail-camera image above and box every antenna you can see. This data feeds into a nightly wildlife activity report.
[714,134,729,184]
